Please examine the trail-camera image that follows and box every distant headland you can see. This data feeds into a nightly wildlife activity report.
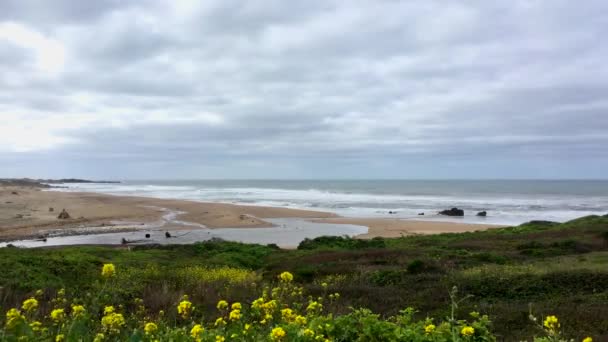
[0,178,121,187]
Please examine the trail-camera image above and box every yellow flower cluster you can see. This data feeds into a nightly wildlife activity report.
[144,322,158,335]
[5,308,25,329]
[101,307,125,334]
[461,326,475,336]
[177,298,193,319]
[217,300,228,310]
[279,271,294,282]
[270,326,286,340]
[424,324,436,334]
[191,324,204,341]
[544,315,560,332]
[229,308,241,321]
[215,317,226,326]
[306,301,323,313]
[176,266,259,284]
[50,309,65,322]
[22,298,38,312]
[101,263,115,278]
[29,321,42,332]
[71,304,85,317]
[303,328,315,337]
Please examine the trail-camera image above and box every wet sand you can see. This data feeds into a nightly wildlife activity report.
[0,185,335,241]
[1,185,505,243]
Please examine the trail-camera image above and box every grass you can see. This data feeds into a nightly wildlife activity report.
[1,215,607,341]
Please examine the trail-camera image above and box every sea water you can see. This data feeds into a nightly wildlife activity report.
[49,179,608,225]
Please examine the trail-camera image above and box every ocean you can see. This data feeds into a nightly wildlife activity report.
[51,180,608,226]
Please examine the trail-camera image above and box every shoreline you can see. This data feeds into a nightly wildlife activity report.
[1,185,506,244]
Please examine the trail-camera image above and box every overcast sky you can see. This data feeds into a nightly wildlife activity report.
[1,1,607,179]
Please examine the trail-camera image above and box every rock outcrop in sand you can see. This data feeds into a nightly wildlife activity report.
[439,207,465,216]
[57,209,71,219]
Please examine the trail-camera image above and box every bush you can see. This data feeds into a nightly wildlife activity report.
[297,236,386,250]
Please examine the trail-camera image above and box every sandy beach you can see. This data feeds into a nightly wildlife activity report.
[315,217,503,238]
[0,184,504,242]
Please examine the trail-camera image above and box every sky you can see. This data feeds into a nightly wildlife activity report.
[1,0,607,180]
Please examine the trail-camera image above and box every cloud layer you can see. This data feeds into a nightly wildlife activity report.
[1,1,607,179]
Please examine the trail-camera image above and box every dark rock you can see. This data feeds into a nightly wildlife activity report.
[15,214,23,219]
[165,231,172,238]
[57,209,71,219]
[49,207,54,212]
[438,207,464,216]
[388,211,397,214]
[11,191,18,195]
[418,212,424,215]
[239,214,247,220]
[476,211,487,217]
[145,234,151,238]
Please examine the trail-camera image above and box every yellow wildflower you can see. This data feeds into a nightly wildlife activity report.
[217,300,228,310]
[303,329,315,338]
[263,300,278,313]
[22,298,38,312]
[229,309,241,321]
[215,317,226,326]
[101,263,115,278]
[177,299,193,319]
[93,333,105,342]
[270,327,287,340]
[216,336,225,342]
[252,298,264,310]
[243,323,252,334]
[461,326,475,336]
[71,304,85,317]
[5,308,25,329]
[144,322,158,335]
[101,312,126,334]
[104,306,115,314]
[582,338,593,342]
[306,301,323,312]
[279,271,294,282]
[30,321,42,332]
[544,315,560,331]
[295,315,307,325]
[424,324,436,334]
[281,308,295,322]
[321,282,328,288]
[231,302,242,310]
[191,324,204,340]
[50,308,65,322]
[56,334,65,342]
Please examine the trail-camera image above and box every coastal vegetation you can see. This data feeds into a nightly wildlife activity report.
[1,215,607,341]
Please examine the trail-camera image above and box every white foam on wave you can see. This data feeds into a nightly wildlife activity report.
[48,182,608,226]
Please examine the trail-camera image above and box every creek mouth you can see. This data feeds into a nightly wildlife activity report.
[0,206,368,248]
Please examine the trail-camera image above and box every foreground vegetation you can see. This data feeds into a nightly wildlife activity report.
[1,215,607,341]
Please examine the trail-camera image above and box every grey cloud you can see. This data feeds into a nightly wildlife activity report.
[1,0,607,178]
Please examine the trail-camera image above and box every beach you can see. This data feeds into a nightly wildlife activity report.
[0,184,502,243]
